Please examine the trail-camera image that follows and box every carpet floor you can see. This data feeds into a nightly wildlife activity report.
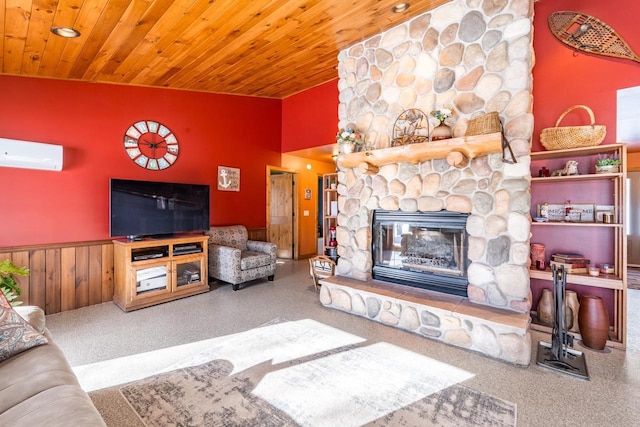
[45,259,640,426]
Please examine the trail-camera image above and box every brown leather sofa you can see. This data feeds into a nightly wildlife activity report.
[0,306,106,426]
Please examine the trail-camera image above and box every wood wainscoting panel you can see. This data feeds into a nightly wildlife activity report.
[101,244,114,303]
[29,249,47,311]
[89,244,104,306]
[247,228,268,242]
[75,246,90,309]
[1,240,114,314]
[45,248,61,314]
[61,247,76,312]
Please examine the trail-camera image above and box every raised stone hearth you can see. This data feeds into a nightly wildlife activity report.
[320,275,531,365]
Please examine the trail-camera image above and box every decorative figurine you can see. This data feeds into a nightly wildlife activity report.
[551,160,579,176]
[540,203,549,218]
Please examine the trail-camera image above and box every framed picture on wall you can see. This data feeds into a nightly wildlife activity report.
[218,166,240,192]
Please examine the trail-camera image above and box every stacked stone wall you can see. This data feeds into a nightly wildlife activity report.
[335,0,535,313]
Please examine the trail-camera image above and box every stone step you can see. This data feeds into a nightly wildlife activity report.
[319,275,531,366]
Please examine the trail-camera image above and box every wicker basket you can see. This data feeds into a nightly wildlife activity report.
[540,105,606,150]
[465,111,502,136]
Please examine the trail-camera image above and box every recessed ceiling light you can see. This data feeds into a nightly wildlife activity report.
[391,2,410,13]
[51,26,81,38]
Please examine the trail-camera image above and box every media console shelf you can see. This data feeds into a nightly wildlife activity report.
[113,234,209,312]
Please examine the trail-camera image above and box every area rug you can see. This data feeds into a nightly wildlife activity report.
[119,319,517,427]
[628,267,640,290]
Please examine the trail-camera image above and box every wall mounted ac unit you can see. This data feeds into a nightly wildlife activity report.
[0,138,63,171]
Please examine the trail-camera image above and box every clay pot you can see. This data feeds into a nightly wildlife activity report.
[565,290,580,333]
[537,288,554,326]
[578,295,609,350]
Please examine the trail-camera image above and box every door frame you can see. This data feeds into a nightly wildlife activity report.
[266,165,299,260]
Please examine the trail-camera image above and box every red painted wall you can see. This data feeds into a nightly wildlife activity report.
[532,0,640,151]
[0,76,281,247]
[282,80,338,151]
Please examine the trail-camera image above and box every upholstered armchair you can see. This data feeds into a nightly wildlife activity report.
[206,225,277,291]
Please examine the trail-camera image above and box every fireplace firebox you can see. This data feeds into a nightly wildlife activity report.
[371,210,470,297]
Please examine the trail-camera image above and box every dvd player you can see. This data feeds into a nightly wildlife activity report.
[173,244,203,256]
[132,251,166,261]
[175,244,198,250]
[173,248,203,256]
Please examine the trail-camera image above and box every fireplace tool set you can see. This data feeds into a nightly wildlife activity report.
[536,264,590,380]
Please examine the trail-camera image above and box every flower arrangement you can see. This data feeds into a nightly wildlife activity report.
[336,127,362,146]
[596,153,621,167]
[429,107,454,123]
[336,127,364,154]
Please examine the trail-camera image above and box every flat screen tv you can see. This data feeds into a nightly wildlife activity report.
[110,178,210,239]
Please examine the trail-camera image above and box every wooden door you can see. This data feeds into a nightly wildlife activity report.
[270,173,294,258]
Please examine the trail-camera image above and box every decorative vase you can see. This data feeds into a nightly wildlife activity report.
[565,290,580,333]
[578,295,609,350]
[430,120,452,141]
[530,243,546,270]
[537,288,554,326]
[339,142,353,154]
[564,306,574,331]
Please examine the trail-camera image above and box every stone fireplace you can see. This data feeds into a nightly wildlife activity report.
[319,0,535,365]
[372,209,470,297]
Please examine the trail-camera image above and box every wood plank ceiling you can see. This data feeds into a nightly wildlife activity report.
[1,0,450,99]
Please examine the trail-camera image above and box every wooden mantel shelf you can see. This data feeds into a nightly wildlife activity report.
[337,132,503,172]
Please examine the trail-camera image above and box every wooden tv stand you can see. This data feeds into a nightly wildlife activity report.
[113,234,209,312]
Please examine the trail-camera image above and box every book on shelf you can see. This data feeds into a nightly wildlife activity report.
[549,260,588,273]
[551,253,590,264]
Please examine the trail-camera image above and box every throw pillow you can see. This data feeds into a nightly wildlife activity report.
[14,305,47,334]
[0,292,48,362]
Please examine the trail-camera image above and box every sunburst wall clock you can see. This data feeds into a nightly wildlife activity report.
[123,120,179,170]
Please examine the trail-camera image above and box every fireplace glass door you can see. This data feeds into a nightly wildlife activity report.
[372,210,469,296]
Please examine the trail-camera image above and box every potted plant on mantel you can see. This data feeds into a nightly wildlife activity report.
[595,153,621,174]
[0,259,29,307]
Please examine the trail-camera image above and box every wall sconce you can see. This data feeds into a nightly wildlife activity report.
[306,164,312,170]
